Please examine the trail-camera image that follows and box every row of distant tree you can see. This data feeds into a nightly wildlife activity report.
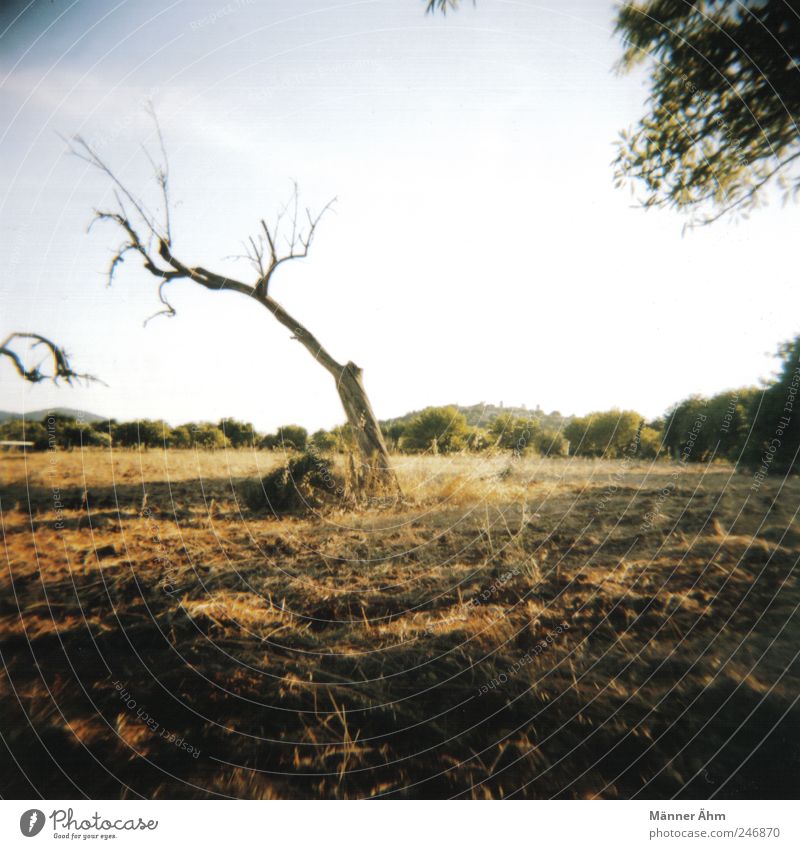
[0,408,572,455]
[4,337,799,472]
[563,336,800,474]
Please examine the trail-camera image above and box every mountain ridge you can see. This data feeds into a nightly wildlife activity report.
[0,408,107,424]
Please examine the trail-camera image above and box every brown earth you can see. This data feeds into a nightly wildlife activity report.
[1,449,798,799]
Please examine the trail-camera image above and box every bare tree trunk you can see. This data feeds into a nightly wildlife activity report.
[261,296,401,500]
[335,361,399,497]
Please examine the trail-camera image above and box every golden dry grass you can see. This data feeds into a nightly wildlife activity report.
[1,448,798,798]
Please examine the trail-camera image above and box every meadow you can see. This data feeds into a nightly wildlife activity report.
[1,448,798,799]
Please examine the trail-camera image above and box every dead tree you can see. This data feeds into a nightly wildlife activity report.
[0,332,95,384]
[70,115,400,500]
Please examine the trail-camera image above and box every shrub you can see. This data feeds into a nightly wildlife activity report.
[169,425,195,448]
[533,429,568,457]
[743,336,800,474]
[400,406,469,454]
[32,415,113,450]
[112,419,170,449]
[489,414,540,454]
[191,423,228,449]
[662,397,712,462]
[705,388,759,462]
[244,452,349,515]
[219,418,257,448]
[310,429,337,454]
[564,410,642,458]
[0,419,48,449]
[382,421,406,451]
[261,425,308,451]
[79,428,112,449]
[163,422,226,449]
[465,427,491,452]
[637,426,664,459]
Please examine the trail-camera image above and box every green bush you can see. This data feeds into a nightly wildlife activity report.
[219,418,257,448]
[32,415,113,450]
[191,423,228,449]
[743,336,800,474]
[310,429,337,454]
[637,426,664,459]
[330,423,355,453]
[112,419,171,449]
[0,419,48,449]
[489,414,540,454]
[706,389,759,462]
[533,429,568,457]
[168,425,195,448]
[465,427,491,452]
[400,406,469,454]
[382,421,406,451]
[260,425,308,451]
[662,397,711,462]
[564,410,642,458]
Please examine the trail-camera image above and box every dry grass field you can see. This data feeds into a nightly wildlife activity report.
[1,448,799,799]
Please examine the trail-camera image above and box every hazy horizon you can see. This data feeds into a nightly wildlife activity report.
[0,387,767,432]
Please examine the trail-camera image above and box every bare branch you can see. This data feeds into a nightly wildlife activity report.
[259,218,275,263]
[0,333,100,385]
[76,110,333,316]
[90,209,181,285]
[288,181,299,253]
[144,101,172,245]
[106,242,137,287]
[69,135,163,240]
[143,279,177,326]
[246,234,265,277]
[252,189,336,298]
[426,0,465,14]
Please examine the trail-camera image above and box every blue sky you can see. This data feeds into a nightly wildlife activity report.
[2,0,799,430]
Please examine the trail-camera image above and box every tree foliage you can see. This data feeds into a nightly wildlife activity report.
[0,419,49,449]
[310,429,337,454]
[637,425,665,459]
[614,0,800,226]
[564,410,643,458]
[401,406,470,454]
[533,428,570,457]
[662,388,757,463]
[112,419,170,449]
[662,395,713,461]
[382,421,407,451]
[489,413,539,454]
[261,425,308,451]
[0,416,111,451]
[191,423,229,450]
[219,418,258,449]
[744,337,800,473]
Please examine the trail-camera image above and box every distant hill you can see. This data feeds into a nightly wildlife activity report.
[0,408,107,424]
[381,403,571,431]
